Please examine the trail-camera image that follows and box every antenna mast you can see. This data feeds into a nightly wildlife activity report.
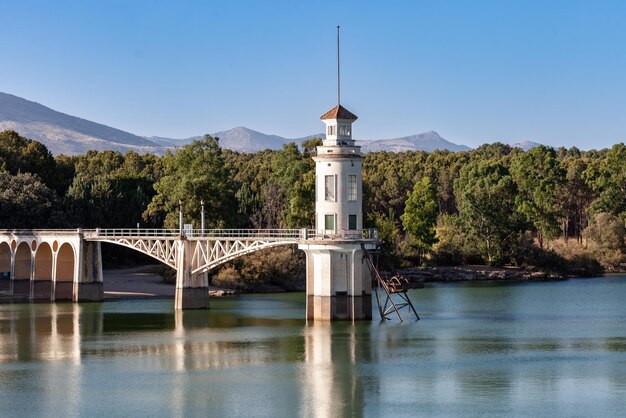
[337,25,341,106]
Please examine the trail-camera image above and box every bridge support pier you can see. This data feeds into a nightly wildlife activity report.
[299,242,373,321]
[175,238,209,310]
[73,240,103,302]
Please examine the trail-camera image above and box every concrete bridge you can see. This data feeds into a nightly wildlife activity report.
[0,228,377,312]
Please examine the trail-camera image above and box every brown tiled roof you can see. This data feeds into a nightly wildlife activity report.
[320,105,358,120]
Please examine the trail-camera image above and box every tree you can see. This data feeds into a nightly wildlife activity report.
[144,136,237,228]
[511,145,566,248]
[583,212,626,251]
[401,177,439,260]
[301,137,323,155]
[0,130,57,187]
[0,171,65,228]
[454,161,522,265]
[584,143,626,219]
[270,143,315,228]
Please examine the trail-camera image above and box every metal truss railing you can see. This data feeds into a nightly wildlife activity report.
[81,228,379,242]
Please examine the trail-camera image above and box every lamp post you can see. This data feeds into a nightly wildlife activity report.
[200,200,205,235]
[179,200,183,236]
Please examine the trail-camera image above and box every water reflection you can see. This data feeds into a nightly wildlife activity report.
[0,303,85,364]
[0,276,625,417]
[301,323,368,417]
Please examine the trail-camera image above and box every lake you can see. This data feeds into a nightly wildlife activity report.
[1,275,626,417]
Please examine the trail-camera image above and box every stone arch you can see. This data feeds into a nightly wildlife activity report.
[33,242,53,300]
[35,242,53,280]
[13,241,32,296]
[0,242,10,292]
[55,243,75,301]
[14,242,32,280]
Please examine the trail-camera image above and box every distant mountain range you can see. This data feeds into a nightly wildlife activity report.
[147,128,323,153]
[510,140,542,151]
[0,92,540,155]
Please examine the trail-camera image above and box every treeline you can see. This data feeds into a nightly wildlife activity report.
[1,129,625,277]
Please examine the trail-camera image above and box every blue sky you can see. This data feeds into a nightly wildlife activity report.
[1,0,625,149]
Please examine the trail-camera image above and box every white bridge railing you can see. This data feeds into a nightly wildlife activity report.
[1,228,379,241]
[81,228,378,241]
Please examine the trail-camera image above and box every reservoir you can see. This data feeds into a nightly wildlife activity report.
[1,275,626,417]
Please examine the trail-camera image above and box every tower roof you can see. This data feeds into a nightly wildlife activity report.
[320,105,358,121]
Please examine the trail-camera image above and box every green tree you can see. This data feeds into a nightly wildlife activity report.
[584,143,626,219]
[270,143,314,228]
[0,130,57,188]
[401,177,439,259]
[454,161,521,265]
[0,171,65,228]
[511,145,566,248]
[144,135,237,228]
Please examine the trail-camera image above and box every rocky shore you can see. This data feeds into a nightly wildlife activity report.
[383,265,568,288]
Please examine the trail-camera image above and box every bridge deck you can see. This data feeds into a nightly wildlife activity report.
[1,228,378,242]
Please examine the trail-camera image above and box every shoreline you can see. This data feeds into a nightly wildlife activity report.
[103,265,236,300]
[1,264,621,302]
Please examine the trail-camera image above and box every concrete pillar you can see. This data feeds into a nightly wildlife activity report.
[298,242,372,321]
[175,238,209,310]
[73,240,103,303]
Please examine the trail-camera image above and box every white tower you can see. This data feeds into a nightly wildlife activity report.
[297,27,376,320]
[315,105,362,235]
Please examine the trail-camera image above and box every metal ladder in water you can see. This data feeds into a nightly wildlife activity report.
[362,244,420,321]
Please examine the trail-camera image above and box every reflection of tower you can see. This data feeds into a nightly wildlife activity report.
[300,323,366,416]
[298,27,376,320]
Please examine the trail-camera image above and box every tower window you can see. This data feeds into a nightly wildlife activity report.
[325,175,335,201]
[328,125,336,136]
[347,175,357,201]
[348,214,357,230]
[325,214,335,230]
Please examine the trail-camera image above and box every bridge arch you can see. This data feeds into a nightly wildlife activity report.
[55,243,75,301]
[0,242,10,274]
[34,242,54,299]
[0,242,10,292]
[95,238,177,268]
[190,241,295,275]
[14,242,32,280]
[35,242,53,280]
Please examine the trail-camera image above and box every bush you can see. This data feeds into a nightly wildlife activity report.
[212,246,305,291]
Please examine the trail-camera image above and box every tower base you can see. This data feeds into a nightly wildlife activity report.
[307,295,372,320]
[299,242,374,321]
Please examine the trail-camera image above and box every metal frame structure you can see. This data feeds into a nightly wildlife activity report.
[361,244,419,321]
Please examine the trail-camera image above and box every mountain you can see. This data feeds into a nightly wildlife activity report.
[0,92,164,155]
[1,92,470,155]
[358,131,471,153]
[511,140,542,151]
[149,128,326,153]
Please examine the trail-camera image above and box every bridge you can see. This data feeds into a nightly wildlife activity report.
[0,228,378,311]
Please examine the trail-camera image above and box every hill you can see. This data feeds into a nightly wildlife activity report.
[1,92,472,154]
[0,92,163,155]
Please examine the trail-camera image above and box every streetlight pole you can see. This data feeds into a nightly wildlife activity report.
[200,200,205,235]
[179,200,183,236]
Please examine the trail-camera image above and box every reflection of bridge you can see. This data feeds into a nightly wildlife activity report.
[0,228,377,311]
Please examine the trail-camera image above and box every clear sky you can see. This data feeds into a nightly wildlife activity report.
[1,0,625,149]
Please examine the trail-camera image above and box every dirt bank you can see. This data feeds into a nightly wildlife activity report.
[104,265,237,299]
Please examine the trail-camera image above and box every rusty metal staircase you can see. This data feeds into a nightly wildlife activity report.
[362,244,419,321]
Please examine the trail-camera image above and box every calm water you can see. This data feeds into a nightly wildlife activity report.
[1,276,626,417]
